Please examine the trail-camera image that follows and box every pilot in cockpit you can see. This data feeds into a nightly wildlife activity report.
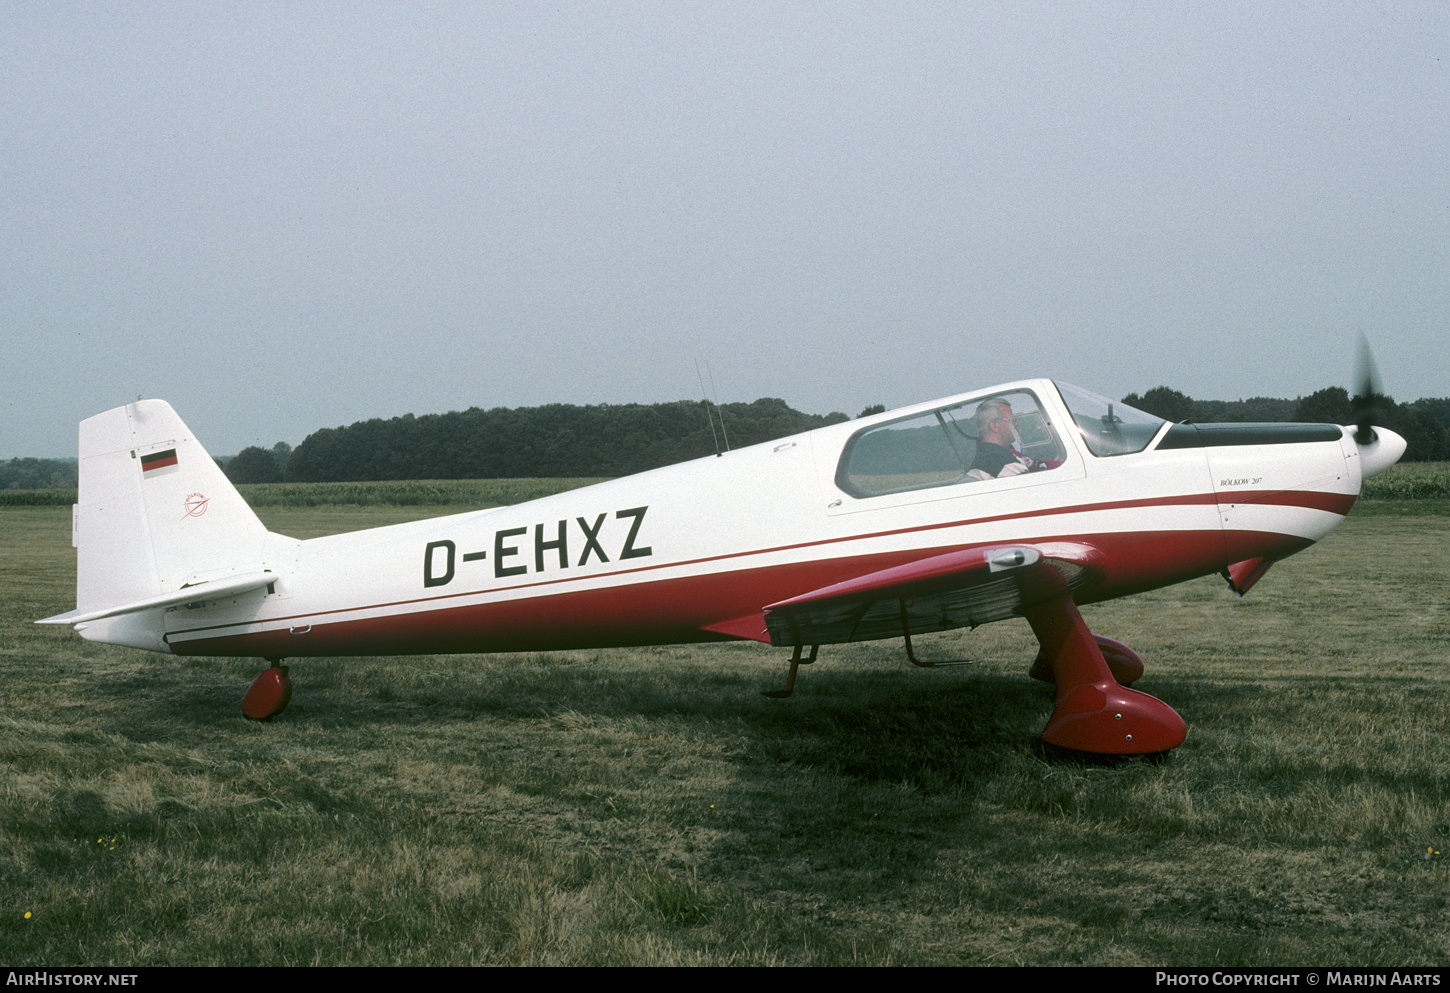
[970,399,1029,477]
[969,398,1059,478]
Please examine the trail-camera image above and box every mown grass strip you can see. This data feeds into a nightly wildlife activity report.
[5,505,1449,965]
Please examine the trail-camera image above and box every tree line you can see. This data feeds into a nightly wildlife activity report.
[230,398,852,484]
[1,457,77,490]
[7,385,1448,490]
[1122,386,1450,462]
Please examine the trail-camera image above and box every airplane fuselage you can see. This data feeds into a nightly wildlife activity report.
[78,380,1375,661]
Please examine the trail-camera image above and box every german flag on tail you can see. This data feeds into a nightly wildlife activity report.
[141,448,178,474]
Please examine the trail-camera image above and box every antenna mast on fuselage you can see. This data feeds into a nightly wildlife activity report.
[695,358,730,456]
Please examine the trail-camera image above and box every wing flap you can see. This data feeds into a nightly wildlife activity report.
[762,542,1101,647]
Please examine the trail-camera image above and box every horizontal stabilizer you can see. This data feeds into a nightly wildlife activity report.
[37,571,277,627]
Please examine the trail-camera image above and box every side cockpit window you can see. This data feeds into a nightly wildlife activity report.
[836,390,1065,498]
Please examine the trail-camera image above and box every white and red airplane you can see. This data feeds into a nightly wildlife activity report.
[39,379,1406,755]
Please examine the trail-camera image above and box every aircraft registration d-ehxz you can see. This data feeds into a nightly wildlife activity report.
[39,379,1406,755]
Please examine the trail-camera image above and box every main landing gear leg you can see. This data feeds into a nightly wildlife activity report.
[1029,633,1144,686]
[241,660,293,721]
[1020,594,1185,755]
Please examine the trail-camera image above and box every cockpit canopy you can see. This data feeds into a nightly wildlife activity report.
[836,387,1065,498]
[834,382,1168,499]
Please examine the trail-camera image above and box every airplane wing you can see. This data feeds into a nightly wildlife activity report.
[760,542,1102,647]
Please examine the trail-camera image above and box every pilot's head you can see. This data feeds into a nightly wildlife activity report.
[974,399,1015,446]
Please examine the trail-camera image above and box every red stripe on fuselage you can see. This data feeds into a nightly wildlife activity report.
[1217,490,1356,514]
[174,493,1223,636]
[166,489,1341,658]
[169,527,1258,658]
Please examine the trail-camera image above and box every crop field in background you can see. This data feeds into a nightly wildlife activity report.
[1358,461,1450,510]
[1,488,1447,965]
[4,458,1448,508]
[0,477,611,509]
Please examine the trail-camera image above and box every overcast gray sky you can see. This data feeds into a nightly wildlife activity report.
[4,1,1447,458]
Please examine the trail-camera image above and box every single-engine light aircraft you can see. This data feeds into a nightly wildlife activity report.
[39,380,1406,755]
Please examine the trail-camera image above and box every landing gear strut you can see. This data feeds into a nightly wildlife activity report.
[761,643,818,698]
[1021,594,1185,754]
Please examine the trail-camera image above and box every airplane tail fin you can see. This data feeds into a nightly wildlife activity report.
[39,400,285,641]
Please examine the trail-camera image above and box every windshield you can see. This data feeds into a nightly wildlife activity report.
[1053,382,1167,457]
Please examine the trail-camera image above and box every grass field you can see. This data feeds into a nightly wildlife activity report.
[2,497,1447,965]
